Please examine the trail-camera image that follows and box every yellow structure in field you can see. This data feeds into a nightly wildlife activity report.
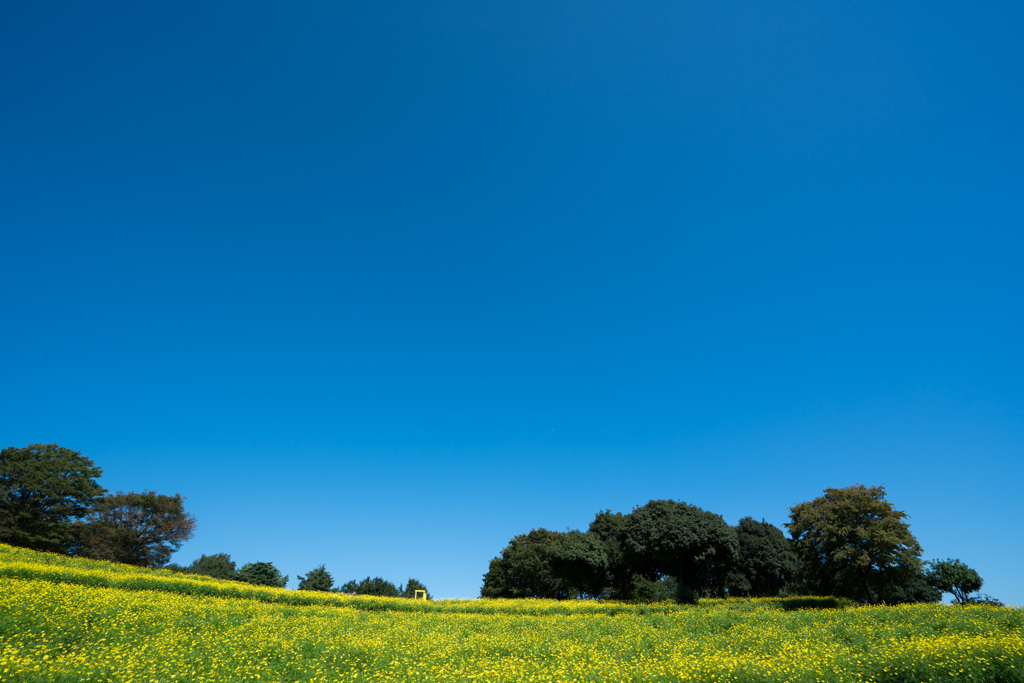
[414,590,427,600]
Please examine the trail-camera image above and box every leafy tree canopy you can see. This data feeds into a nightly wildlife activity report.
[0,444,106,553]
[298,564,334,591]
[927,558,984,606]
[480,528,570,599]
[238,561,288,587]
[547,529,609,599]
[184,553,239,581]
[587,510,634,600]
[787,484,923,604]
[730,517,798,598]
[620,499,738,603]
[76,491,196,568]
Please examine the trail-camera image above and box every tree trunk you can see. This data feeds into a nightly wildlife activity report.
[861,572,876,605]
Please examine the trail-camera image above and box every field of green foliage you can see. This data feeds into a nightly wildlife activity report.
[1,544,1022,682]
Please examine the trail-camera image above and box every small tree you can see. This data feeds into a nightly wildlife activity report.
[0,444,106,553]
[76,491,196,567]
[927,559,983,606]
[238,561,288,587]
[400,578,431,599]
[298,564,334,591]
[185,553,239,581]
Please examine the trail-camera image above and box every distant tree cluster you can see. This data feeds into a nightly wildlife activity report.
[1,444,195,567]
[482,485,989,606]
[337,576,432,599]
[167,555,432,598]
[3,444,985,606]
[481,501,785,603]
[165,554,290,587]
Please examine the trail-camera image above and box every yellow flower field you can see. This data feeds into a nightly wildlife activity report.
[1,545,1022,682]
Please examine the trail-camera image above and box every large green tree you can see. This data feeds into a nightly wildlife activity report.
[787,484,923,604]
[729,517,798,597]
[76,491,196,567]
[480,528,570,599]
[620,500,738,603]
[0,444,106,553]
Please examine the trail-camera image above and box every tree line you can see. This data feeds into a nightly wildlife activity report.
[0,444,431,598]
[0,444,991,606]
[481,487,996,606]
[165,552,431,598]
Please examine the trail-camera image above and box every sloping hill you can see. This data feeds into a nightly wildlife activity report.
[2,544,1022,682]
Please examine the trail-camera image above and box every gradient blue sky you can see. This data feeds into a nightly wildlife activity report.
[2,2,1022,604]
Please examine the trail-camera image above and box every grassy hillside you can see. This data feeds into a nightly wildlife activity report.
[1,544,1022,682]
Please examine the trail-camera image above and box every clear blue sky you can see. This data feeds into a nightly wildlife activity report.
[2,2,1021,604]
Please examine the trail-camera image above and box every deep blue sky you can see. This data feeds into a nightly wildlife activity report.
[3,2,1021,604]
